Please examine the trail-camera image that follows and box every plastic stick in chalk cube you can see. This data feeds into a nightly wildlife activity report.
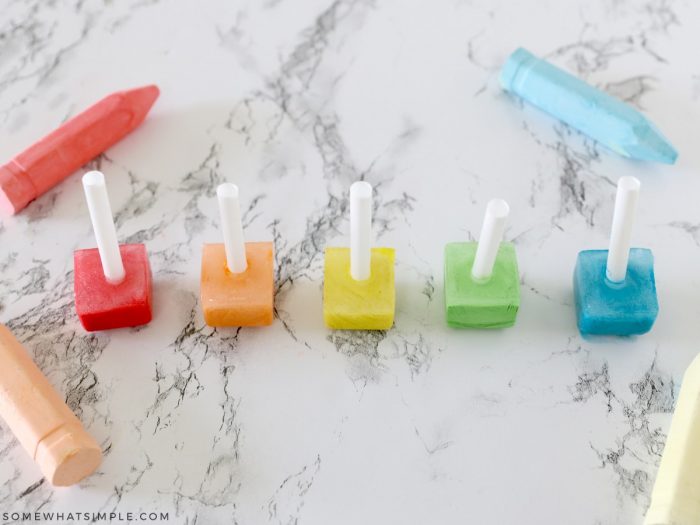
[82,171,125,284]
[323,182,395,330]
[217,183,247,274]
[472,199,510,281]
[74,171,152,331]
[200,184,274,327]
[645,353,700,525]
[350,181,372,281]
[573,177,658,336]
[607,176,640,283]
[444,199,520,329]
[0,324,102,486]
[499,48,676,164]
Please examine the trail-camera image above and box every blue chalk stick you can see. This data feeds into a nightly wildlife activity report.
[574,248,659,336]
[500,48,677,164]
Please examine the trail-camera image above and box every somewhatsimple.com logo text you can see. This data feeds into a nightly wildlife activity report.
[2,511,169,522]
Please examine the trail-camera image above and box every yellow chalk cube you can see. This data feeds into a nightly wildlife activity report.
[323,247,395,330]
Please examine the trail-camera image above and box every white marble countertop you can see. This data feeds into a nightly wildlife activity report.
[1,0,700,523]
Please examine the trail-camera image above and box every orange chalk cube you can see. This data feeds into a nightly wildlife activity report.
[200,242,274,327]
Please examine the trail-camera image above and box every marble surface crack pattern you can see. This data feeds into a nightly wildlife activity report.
[0,0,698,523]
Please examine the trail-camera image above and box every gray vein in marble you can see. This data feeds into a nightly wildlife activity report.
[603,75,657,109]
[0,1,697,522]
[572,357,674,504]
[327,330,388,389]
[662,221,700,246]
[414,426,453,456]
[267,455,321,525]
[0,0,96,124]
[97,453,154,516]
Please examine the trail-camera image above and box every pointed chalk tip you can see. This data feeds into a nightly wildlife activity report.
[659,143,679,165]
[638,137,678,164]
[622,124,678,164]
[126,84,160,98]
[122,84,160,115]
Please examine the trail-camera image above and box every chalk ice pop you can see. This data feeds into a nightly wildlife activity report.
[74,171,153,331]
[200,183,274,327]
[444,199,520,329]
[574,177,658,336]
[323,182,395,330]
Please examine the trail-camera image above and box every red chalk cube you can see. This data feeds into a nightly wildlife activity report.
[74,244,153,331]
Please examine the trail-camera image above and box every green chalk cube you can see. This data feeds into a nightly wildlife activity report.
[444,242,520,328]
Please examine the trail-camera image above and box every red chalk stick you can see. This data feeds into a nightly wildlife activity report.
[0,85,159,216]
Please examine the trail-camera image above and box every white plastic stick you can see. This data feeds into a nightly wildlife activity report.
[82,171,125,284]
[217,183,247,273]
[606,176,640,283]
[350,181,372,281]
[471,199,510,281]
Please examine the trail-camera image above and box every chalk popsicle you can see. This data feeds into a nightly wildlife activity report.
[573,176,658,335]
[74,171,152,331]
[0,324,101,486]
[200,183,274,327]
[444,199,520,328]
[0,85,159,216]
[500,48,677,164]
[323,181,395,330]
[645,353,700,525]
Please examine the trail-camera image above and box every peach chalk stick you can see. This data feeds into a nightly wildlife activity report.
[0,324,101,486]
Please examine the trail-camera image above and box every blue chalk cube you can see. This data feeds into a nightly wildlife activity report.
[573,248,658,336]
